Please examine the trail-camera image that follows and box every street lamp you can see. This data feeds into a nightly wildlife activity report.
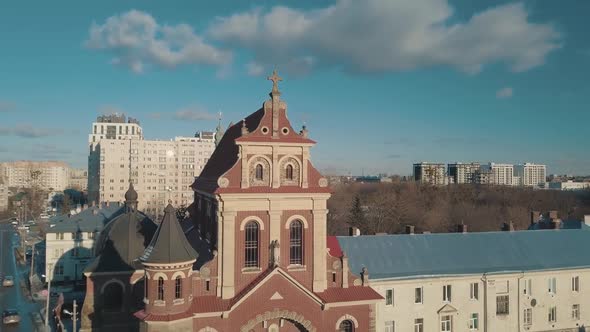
[42,267,52,332]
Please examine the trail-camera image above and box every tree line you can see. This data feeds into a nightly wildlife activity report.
[327,182,590,235]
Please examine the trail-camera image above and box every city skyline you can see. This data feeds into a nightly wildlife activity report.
[1,0,589,175]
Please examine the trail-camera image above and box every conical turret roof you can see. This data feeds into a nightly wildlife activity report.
[140,202,197,265]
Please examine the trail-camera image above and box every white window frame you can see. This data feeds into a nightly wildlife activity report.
[385,320,395,332]
[443,285,452,302]
[385,289,394,306]
[470,283,479,300]
[572,304,580,320]
[548,306,557,323]
[548,277,557,294]
[441,315,452,332]
[415,287,423,304]
[523,279,532,296]
[572,276,580,292]
[524,308,532,326]
[468,313,478,330]
[414,318,424,332]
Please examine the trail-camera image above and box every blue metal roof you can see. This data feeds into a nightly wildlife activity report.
[48,204,124,233]
[337,229,590,280]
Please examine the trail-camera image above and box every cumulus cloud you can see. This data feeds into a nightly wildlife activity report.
[86,10,232,73]
[246,62,265,76]
[496,87,514,99]
[208,1,561,74]
[0,124,64,138]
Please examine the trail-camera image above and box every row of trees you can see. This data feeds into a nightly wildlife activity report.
[327,182,590,235]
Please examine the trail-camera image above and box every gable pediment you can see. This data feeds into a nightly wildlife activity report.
[437,303,458,314]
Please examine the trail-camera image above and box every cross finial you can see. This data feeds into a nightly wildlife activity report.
[267,69,282,94]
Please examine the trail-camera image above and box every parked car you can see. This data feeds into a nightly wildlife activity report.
[2,276,14,287]
[11,220,18,226]
[2,309,20,324]
[39,213,49,219]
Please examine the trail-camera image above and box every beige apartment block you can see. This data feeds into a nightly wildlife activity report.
[0,181,8,212]
[0,160,70,191]
[482,162,515,186]
[88,136,214,216]
[68,168,88,191]
[515,163,547,187]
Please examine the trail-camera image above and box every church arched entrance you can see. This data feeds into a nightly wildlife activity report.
[240,309,317,332]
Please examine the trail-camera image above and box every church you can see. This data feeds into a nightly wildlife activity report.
[81,72,382,332]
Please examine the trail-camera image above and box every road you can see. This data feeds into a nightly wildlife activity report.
[0,222,40,332]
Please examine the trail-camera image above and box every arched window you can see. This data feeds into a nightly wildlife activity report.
[175,276,182,299]
[286,164,294,180]
[255,164,264,180]
[103,282,124,311]
[339,320,354,332]
[144,276,149,299]
[244,221,259,268]
[157,277,164,301]
[289,220,303,265]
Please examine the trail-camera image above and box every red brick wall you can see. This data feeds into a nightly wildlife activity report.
[280,210,314,289]
[234,211,270,293]
[145,266,192,316]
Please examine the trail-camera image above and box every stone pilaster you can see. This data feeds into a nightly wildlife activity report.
[302,148,309,188]
[268,210,282,245]
[272,146,279,188]
[312,208,328,292]
[220,210,237,299]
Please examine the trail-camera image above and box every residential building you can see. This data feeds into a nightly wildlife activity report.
[87,113,143,144]
[0,180,8,212]
[414,162,450,185]
[448,162,480,184]
[87,113,216,216]
[515,163,547,187]
[481,162,515,186]
[45,203,125,283]
[336,229,590,332]
[0,161,70,191]
[548,181,590,191]
[474,168,493,185]
[68,168,88,191]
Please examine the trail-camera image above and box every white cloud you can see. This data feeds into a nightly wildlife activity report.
[86,10,232,73]
[246,62,265,76]
[496,87,514,99]
[0,124,64,138]
[174,107,217,121]
[208,1,561,74]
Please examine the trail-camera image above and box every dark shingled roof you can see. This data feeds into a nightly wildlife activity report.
[141,203,198,264]
[85,210,157,273]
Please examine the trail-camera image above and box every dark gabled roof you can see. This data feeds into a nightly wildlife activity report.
[335,229,590,280]
[48,204,124,233]
[141,203,197,264]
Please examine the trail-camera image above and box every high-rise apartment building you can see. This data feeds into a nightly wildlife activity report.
[68,168,88,191]
[481,163,515,186]
[413,162,450,185]
[514,163,546,187]
[0,180,8,212]
[0,161,70,191]
[87,113,215,216]
[88,113,143,144]
[448,162,480,184]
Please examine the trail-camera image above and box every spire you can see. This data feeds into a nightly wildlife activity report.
[214,111,225,147]
[140,200,197,264]
[267,69,284,138]
[241,118,249,136]
[124,182,138,211]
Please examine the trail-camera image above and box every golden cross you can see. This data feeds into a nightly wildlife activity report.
[267,69,282,92]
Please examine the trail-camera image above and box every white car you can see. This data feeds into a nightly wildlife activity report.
[2,276,14,287]
[11,221,18,226]
[2,309,20,325]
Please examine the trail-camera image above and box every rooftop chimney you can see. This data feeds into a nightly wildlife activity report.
[551,218,562,230]
[458,223,468,233]
[405,225,415,235]
[548,210,558,220]
[349,227,361,237]
[530,211,541,225]
[502,221,515,232]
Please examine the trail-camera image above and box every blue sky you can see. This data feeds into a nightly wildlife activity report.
[0,0,588,175]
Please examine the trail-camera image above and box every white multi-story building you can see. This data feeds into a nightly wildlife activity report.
[88,113,143,144]
[87,113,216,216]
[45,203,123,282]
[448,162,480,184]
[0,161,70,191]
[481,162,515,186]
[0,180,8,212]
[515,163,547,187]
[334,224,590,332]
[413,162,450,185]
[548,181,590,191]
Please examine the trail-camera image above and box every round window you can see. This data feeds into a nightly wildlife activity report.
[281,127,289,135]
[261,126,269,134]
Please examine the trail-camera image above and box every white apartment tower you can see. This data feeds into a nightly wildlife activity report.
[0,161,70,191]
[413,162,450,185]
[515,163,547,187]
[87,113,215,217]
[448,162,480,184]
[482,163,515,186]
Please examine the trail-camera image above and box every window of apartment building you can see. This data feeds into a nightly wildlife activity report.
[56,233,64,240]
[414,318,423,332]
[443,285,452,302]
[496,295,509,315]
[524,308,532,326]
[548,277,557,294]
[470,283,479,300]
[384,321,395,332]
[88,232,95,240]
[469,313,479,330]
[548,306,557,323]
[523,279,532,296]
[440,315,452,332]
[385,289,394,306]
[572,276,580,292]
[415,287,423,304]
[572,304,580,320]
